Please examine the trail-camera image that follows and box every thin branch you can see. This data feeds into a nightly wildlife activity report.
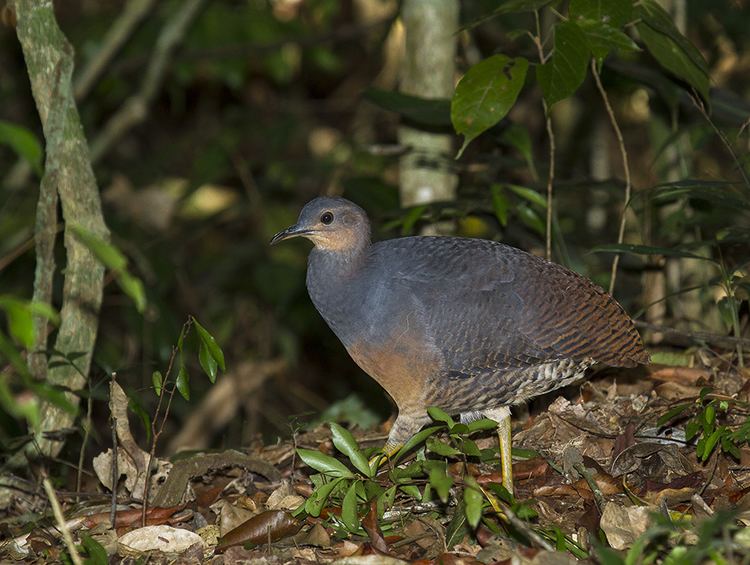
[110,373,119,528]
[89,0,208,164]
[74,0,157,99]
[634,321,750,349]
[591,61,633,295]
[534,10,556,261]
[42,475,83,565]
[75,376,94,503]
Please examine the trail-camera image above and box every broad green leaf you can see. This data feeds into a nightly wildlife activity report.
[685,420,700,441]
[198,342,218,383]
[119,273,146,314]
[377,485,397,516]
[657,403,691,427]
[400,205,427,236]
[192,318,226,372]
[635,0,709,102]
[305,476,344,516]
[490,184,509,226]
[0,298,34,348]
[0,120,43,175]
[341,481,359,532]
[427,406,455,427]
[400,485,422,499]
[80,533,108,565]
[705,404,716,426]
[577,19,640,60]
[392,425,443,463]
[516,203,545,235]
[426,437,461,457]
[427,461,453,503]
[467,418,499,433]
[452,55,528,157]
[176,366,190,400]
[507,184,547,208]
[330,422,371,477]
[296,448,353,478]
[591,243,710,260]
[460,438,481,457]
[0,376,40,431]
[537,21,590,107]
[463,476,483,528]
[445,499,469,548]
[364,88,451,127]
[570,0,632,28]
[701,428,722,461]
[151,370,163,397]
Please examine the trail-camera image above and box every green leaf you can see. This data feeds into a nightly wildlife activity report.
[507,184,547,208]
[427,461,453,503]
[685,420,701,441]
[392,425,443,463]
[705,404,716,426]
[490,184,509,226]
[118,273,146,314]
[80,533,108,565]
[192,318,226,372]
[151,370,163,397]
[445,499,469,548]
[330,422,371,477]
[467,418,499,433]
[463,476,484,528]
[591,243,710,260]
[657,403,691,427]
[296,448,353,478]
[305,476,345,516]
[701,428,722,461]
[426,437,461,457]
[493,0,554,15]
[577,19,640,60]
[460,438,481,458]
[0,120,43,176]
[569,0,632,28]
[452,55,528,157]
[175,366,190,401]
[399,484,422,499]
[427,406,455,427]
[364,88,451,127]
[537,21,590,107]
[198,342,218,383]
[341,481,359,532]
[516,203,545,235]
[635,0,709,103]
[400,205,427,236]
[0,297,34,348]
[71,226,127,271]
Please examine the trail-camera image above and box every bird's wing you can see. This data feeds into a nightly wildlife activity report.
[374,237,647,377]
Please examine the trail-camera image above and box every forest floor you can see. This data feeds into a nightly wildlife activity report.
[3,355,750,564]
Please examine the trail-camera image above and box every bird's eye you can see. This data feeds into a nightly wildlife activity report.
[320,212,334,225]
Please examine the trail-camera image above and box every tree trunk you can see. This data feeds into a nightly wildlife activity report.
[397,0,458,211]
[13,0,109,459]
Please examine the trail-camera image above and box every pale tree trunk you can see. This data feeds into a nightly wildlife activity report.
[398,0,458,213]
[12,0,108,459]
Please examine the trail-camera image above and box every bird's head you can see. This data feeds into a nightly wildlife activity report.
[270,197,371,252]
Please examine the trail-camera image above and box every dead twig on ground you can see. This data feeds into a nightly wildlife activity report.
[42,475,83,565]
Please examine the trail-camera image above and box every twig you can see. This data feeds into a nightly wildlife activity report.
[141,320,192,526]
[74,0,157,100]
[110,373,119,528]
[534,10,556,261]
[89,0,208,164]
[75,376,94,503]
[591,60,633,295]
[498,499,554,552]
[42,475,83,565]
[691,95,750,190]
[573,461,604,514]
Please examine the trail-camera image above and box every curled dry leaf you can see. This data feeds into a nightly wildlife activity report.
[363,500,388,554]
[117,525,205,557]
[600,502,653,550]
[216,509,301,551]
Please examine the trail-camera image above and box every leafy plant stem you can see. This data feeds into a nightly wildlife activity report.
[534,9,556,261]
[591,60,634,295]
[141,318,192,526]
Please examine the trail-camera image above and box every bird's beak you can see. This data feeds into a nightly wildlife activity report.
[269,224,312,245]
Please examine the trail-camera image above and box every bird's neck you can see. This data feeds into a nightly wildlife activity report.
[306,245,370,341]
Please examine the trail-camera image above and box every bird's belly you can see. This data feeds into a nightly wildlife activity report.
[345,332,443,412]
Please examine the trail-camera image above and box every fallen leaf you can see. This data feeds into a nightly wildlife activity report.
[117,525,204,557]
[217,509,301,550]
[363,500,388,553]
[600,502,653,550]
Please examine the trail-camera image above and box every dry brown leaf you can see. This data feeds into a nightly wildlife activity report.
[600,502,653,550]
[216,509,301,551]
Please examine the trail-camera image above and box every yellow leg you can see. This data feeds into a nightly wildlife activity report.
[486,407,513,497]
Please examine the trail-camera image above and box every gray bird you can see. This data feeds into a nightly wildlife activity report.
[271,197,649,493]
